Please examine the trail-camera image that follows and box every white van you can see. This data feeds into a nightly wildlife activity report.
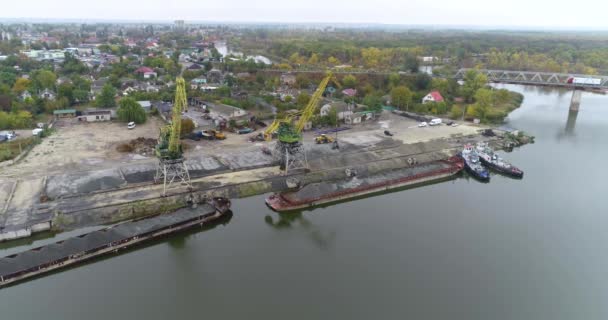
[429,118,442,126]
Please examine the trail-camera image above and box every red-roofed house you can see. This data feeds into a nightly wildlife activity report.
[135,66,157,79]
[422,91,444,104]
[342,88,357,97]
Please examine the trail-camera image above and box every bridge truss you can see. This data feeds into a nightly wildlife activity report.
[454,68,608,88]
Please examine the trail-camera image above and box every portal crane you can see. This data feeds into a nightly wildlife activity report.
[264,72,339,172]
[154,77,191,195]
[264,72,338,142]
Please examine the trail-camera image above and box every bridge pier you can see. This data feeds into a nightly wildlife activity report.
[570,90,582,111]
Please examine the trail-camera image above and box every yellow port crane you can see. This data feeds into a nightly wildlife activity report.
[156,77,188,159]
[264,72,339,142]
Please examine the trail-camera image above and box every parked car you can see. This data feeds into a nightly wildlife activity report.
[384,130,393,136]
[429,118,442,126]
[418,122,428,127]
[0,131,15,140]
[237,127,254,134]
[127,122,136,129]
[445,121,455,126]
[32,128,44,136]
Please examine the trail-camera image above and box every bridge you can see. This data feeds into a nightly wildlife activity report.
[455,68,608,112]
[454,68,608,89]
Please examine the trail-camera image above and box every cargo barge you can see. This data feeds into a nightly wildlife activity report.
[266,157,464,212]
[0,197,231,288]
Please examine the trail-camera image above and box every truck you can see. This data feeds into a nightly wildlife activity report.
[567,77,602,86]
[429,118,442,126]
[314,134,335,144]
[200,129,226,140]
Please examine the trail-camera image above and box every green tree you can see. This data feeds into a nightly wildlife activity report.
[469,88,493,121]
[414,73,432,91]
[404,54,419,73]
[342,75,357,88]
[363,94,383,112]
[462,70,488,103]
[296,93,311,108]
[95,84,117,108]
[391,86,413,111]
[34,70,57,90]
[117,97,147,124]
[57,83,74,105]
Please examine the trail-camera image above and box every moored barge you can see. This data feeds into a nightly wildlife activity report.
[266,157,464,212]
[0,197,231,288]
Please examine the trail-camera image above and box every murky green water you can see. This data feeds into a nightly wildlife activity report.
[1,84,608,320]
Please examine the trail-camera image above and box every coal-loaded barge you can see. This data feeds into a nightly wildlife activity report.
[266,157,464,212]
[0,197,231,288]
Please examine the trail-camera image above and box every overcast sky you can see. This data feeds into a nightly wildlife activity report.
[2,0,608,29]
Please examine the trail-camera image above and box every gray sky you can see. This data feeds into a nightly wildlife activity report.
[3,0,608,28]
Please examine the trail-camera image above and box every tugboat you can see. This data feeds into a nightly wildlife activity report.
[460,144,490,182]
[475,142,524,178]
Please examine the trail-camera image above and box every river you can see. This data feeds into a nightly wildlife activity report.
[1,84,608,319]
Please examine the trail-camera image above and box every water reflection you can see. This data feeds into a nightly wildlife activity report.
[564,110,579,137]
[168,211,234,250]
[265,212,336,250]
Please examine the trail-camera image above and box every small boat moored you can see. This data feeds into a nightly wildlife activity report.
[460,144,490,182]
[475,142,524,178]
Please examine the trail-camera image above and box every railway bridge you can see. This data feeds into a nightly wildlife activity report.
[455,68,608,112]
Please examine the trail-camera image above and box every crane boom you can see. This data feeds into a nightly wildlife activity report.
[169,77,188,155]
[264,72,337,142]
[156,77,188,160]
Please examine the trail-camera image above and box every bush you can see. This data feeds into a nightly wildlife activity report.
[450,105,463,119]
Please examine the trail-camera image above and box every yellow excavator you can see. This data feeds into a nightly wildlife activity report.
[264,72,339,143]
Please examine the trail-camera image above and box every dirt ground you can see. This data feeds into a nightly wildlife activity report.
[0,111,483,179]
[0,117,164,177]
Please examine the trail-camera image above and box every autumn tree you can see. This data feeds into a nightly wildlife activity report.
[391,86,413,111]
[12,78,31,94]
[342,75,357,88]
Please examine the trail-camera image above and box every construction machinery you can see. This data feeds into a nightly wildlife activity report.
[314,134,334,144]
[264,72,339,172]
[154,77,191,195]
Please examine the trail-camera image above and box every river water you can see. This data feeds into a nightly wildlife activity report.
[1,84,608,319]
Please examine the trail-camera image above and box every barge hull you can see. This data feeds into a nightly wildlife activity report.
[266,158,464,212]
[0,200,231,288]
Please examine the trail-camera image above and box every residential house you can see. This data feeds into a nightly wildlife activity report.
[236,72,251,80]
[422,91,444,104]
[40,88,56,100]
[137,101,152,113]
[206,68,223,84]
[342,88,357,97]
[190,77,207,89]
[186,63,202,71]
[280,73,296,86]
[20,90,32,101]
[135,66,157,79]
[90,77,109,98]
[320,101,353,120]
